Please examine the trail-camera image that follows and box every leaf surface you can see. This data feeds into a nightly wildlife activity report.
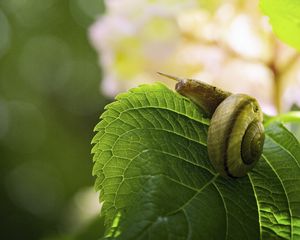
[92,83,300,239]
[260,0,300,51]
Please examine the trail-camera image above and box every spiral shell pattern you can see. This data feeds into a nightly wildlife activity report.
[207,94,264,178]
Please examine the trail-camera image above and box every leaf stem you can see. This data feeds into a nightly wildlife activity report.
[264,111,300,126]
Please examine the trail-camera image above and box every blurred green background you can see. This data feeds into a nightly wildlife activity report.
[0,0,107,239]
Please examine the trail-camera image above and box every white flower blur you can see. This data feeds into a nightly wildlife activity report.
[89,0,300,115]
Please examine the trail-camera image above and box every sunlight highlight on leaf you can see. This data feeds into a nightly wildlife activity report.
[260,0,300,51]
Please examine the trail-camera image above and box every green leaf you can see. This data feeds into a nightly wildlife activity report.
[260,0,300,51]
[265,111,300,126]
[92,83,300,239]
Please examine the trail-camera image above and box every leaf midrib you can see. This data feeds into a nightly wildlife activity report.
[134,174,219,240]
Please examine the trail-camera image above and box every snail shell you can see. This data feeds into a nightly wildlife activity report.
[158,72,265,178]
[207,94,264,178]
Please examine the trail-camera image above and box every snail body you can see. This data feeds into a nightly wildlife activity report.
[158,72,265,178]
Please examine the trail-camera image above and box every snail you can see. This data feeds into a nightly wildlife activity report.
[158,72,265,178]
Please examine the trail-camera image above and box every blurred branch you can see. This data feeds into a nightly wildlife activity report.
[268,39,280,113]
[279,52,300,74]
[268,39,300,114]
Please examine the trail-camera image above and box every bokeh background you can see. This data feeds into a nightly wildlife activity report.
[89,0,300,116]
[0,0,299,239]
[0,0,106,239]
